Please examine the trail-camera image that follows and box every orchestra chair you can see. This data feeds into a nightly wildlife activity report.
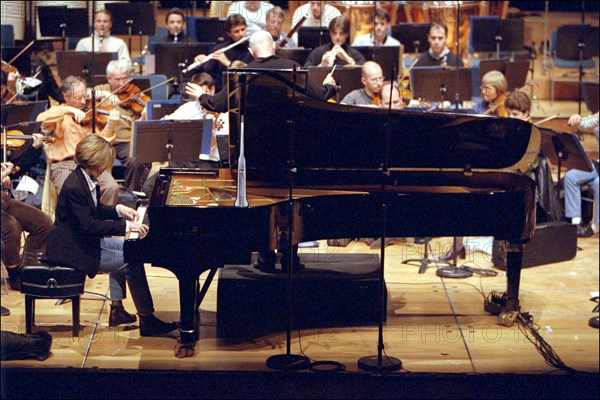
[1,24,15,47]
[19,251,86,337]
[549,26,597,104]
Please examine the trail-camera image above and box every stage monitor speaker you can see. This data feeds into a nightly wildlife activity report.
[492,221,577,270]
[217,253,385,340]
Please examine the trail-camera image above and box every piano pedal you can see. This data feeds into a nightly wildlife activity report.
[484,290,508,316]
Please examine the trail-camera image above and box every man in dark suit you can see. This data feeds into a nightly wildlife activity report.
[46,133,178,335]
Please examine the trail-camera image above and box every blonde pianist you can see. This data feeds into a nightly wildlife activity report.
[45,133,178,336]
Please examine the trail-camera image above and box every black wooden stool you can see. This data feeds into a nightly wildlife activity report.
[19,252,86,337]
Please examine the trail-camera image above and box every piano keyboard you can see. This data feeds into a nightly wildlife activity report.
[126,204,147,240]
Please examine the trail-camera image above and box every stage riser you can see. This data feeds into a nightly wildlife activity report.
[216,253,385,340]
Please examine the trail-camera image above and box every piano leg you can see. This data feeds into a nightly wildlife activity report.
[174,271,200,358]
[504,241,524,313]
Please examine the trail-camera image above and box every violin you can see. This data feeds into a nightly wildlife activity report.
[1,130,55,148]
[80,99,134,131]
[116,83,151,118]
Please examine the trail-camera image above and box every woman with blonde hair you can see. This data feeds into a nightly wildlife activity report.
[476,70,509,117]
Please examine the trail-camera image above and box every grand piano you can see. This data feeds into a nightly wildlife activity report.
[124,69,540,357]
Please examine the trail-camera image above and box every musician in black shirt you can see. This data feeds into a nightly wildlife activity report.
[415,22,463,68]
[155,7,198,44]
[191,14,254,92]
[303,15,366,67]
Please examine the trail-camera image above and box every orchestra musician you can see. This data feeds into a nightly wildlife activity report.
[291,1,342,46]
[415,21,463,68]
[303,16,366,67]
[1,134,53,293]
[266,6,297,48]
[36,76,120,205]
[565,112,599,238]
[352,8,400,47]
[192,30,337,273]
[92,59,150,192]
[155,7,198,44]
[192,14,254,92]
[45,134,179,334]
[75,9,131,63]
[226,1,274,36]
[474,70,509,117]
[340,61,384,106]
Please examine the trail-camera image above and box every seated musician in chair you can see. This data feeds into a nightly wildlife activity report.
[45,134,178,334]
[565,112,599,238]
[188,30,337,272]
[415,21,463,68]
[92,59,150,192]
[303,16,366,68]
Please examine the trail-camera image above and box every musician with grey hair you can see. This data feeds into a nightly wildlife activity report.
[92,59,150,192]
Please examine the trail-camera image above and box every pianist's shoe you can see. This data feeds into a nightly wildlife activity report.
[109,305,137,327]
[139,314,179,337]
[254,250,277,273]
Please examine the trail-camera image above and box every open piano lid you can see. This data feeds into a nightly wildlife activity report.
[226,68,540,180]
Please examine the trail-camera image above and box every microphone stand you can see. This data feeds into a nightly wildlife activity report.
[358,64,401,372]
[266,66,310,371]
[436,4,473,279]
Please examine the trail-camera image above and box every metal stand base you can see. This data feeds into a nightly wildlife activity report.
[357,355,402,372]
[266,354,311,371]
[436,267,473,279]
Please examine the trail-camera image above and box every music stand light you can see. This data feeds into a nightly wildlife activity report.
[410,67,473,105]
[56,51,118,84]
[470,18,524,58]
[391,23,430,54]
[132,119,212,165]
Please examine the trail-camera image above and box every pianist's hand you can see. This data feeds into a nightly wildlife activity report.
[129,221,149,239]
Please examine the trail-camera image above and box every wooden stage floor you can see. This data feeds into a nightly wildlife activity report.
[1,235,598,398]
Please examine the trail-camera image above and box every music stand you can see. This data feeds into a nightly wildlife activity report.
[391,23,430,54]
[193,17,227,43]
[105,2,156,53]
[56,51,117,84]
[538,127,594,183]
[2,121,43,136]
[132,119,212,165]
[276,48,312,67]
[37,6,89,50]
[1,101,48,127]
[354,46,400,82]
[478,58,530,92]
[555,25,600,114]
[470,18,524,58]
[1,47,33,77]
[410,67,473,105]
[307,66,362,103]
[153,43,214,81]
[298,27,331,49]
[145,100,183,120]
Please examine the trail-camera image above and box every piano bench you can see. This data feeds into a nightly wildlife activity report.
[19,252,86,337]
